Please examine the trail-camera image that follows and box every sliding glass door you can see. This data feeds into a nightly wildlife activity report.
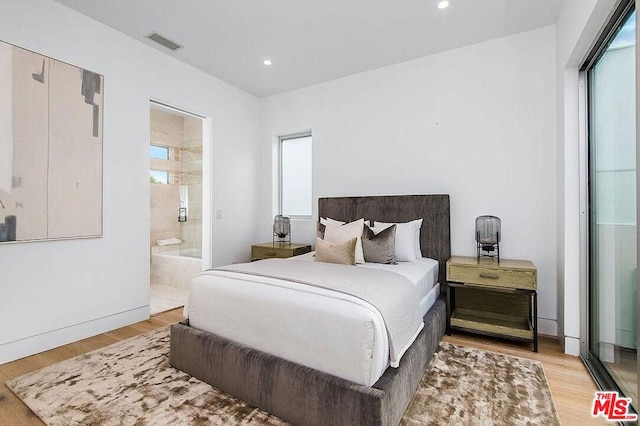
[587,5,637,408]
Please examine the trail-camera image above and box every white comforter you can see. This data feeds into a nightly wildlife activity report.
[185,256,439,386]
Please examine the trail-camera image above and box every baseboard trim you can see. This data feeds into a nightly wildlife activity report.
[564,336,581,356]
[0,306,149,365]
[538,318,558,337]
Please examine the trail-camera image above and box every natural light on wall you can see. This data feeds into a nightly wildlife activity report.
[280,134,312,217]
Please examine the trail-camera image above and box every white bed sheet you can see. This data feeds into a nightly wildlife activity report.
[292,253,439,316]
[185,255,440,387]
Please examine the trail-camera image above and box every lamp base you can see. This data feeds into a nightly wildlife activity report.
[273,234,291,245]
[477,242,499,262]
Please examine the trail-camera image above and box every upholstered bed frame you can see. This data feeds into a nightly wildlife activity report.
[170,194,450,425]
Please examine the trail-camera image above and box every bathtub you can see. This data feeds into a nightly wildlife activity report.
[154,246,202,259]
[151,245,203,290]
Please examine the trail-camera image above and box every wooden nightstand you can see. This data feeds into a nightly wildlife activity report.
[445,255,538,352]
[251,242,312,261]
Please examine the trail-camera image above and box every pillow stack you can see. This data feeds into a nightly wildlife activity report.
[319,218,365,265]
[315,216,423,265]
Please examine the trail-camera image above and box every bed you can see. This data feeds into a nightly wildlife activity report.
[170,194,450,425]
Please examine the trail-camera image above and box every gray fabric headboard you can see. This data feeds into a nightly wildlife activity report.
[318,194,451,285]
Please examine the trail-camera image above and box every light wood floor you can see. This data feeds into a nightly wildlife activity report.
[1,309,605,425]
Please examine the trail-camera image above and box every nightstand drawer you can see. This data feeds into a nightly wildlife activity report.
[447,263,536,290]
[252,245,293,259]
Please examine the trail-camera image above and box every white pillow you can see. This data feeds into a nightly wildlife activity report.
[324,218,365,264]
[366,219,423,262]
[320,217,346,226]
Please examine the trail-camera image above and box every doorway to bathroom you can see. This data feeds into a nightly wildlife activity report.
[149,101,203,315]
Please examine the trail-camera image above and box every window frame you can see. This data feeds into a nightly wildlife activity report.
[279,131,312,219]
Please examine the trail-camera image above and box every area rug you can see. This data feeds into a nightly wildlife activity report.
[6,327,560,425]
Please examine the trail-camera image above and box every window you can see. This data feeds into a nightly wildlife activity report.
[149,144,171,184]
[150,170,169,184]
[150,144,169,160]
[280,133,312,217]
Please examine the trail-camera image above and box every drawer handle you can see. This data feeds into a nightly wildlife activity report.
[265,252,277,256]
[479,272,500,279]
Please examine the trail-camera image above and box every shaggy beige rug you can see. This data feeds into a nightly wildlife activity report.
[6,327,559,425]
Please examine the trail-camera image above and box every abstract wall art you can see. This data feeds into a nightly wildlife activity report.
[0,40,103,243]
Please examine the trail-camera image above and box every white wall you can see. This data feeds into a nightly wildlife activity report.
[260,26,558,336]
[0,0,260,363]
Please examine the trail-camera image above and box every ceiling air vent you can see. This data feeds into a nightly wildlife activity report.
[145,32,182,51]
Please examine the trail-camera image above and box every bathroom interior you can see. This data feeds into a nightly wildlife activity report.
[149,103,203,315]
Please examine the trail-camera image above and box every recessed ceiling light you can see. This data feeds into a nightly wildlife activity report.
[263,59,273,66]
[437,0,450,9]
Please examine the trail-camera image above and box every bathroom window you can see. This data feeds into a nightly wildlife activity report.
[149,144,172,184]
[280,133,312,217]
[150,144,169,160]
[150,170,169,184]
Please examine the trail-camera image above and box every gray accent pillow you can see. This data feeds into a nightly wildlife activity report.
[317,222,326,239]
[362,223,397,264]
[315,237,357,265]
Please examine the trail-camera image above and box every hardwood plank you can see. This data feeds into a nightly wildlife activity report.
[0,308,609,424]
[73,333,120,353]
[0,370,44,426]
[151,308,185,322]
[104,325,147,341]
[0,354,51,381]
[41,342,90,365]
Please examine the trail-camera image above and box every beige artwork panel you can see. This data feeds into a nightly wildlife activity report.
[0,40,103,242]
[0,45,49,241]
[47,60,103,238]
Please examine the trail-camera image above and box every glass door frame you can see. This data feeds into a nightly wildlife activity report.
[580,0,637,406]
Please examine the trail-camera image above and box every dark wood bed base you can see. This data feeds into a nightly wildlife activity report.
[170,194,451,425]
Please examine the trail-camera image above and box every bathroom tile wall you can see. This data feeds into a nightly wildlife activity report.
[150,108,182,248]
[149,108,203,252]
[180,115,203,251]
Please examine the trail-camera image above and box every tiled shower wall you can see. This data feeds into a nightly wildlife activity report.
[149,108,202,251]
[180,115,203,251]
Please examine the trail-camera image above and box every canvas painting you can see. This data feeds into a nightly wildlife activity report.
[0,40,103,242]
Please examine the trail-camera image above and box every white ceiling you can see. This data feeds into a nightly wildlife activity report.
[53,0,563,98]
